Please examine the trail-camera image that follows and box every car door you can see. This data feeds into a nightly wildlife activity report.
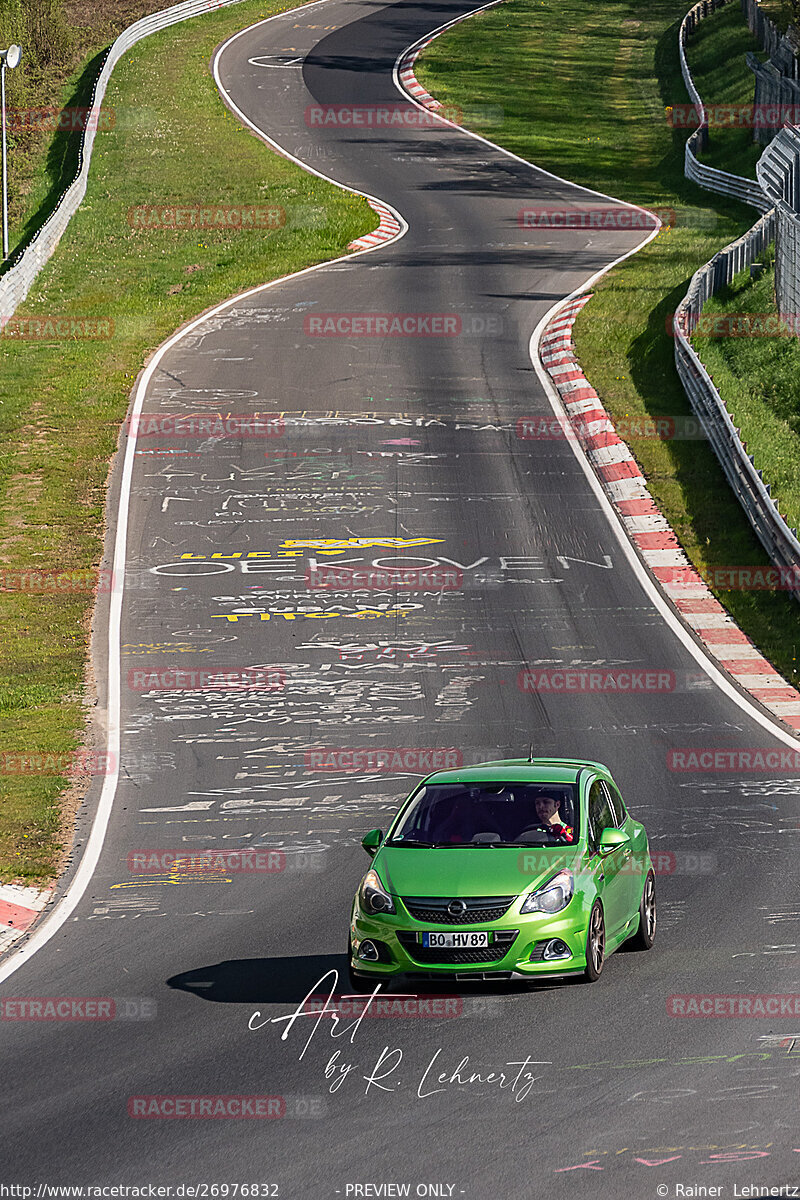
[603,779,648,920]
[587,779,628,937]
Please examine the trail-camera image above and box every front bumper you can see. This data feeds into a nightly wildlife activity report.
[350,903,589,979]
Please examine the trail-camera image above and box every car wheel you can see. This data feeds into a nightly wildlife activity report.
[583,901,605,982]
[628,869,656,951]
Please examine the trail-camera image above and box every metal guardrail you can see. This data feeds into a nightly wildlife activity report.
[741,0,799,72]
[0,0,249,325]
[742,0,800,148]
[757,124,800,316]
[679,0,771,211]
[672,213,800,599]
[684,134,773,209]
[674,1,800,598]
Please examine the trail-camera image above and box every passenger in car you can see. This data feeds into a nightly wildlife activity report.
[435,793,493,844]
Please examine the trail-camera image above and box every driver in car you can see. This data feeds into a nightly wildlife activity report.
[532,793,574,844]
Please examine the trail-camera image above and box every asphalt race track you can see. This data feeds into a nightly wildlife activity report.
[2,0,800,1194]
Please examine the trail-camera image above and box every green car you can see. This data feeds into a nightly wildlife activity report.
[348,758,656,986]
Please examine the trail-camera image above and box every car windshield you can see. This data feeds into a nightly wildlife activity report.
[387,782,579,847]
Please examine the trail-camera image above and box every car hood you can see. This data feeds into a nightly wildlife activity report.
[374,845,582,900]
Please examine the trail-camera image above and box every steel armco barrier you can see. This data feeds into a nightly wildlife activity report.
[674,1,800,599]
[671,211,800,601]
[0,0,249,325]
[757,124,800,318]
[741,0,800,147]
[741,0,799,71]
[679,0,772,211]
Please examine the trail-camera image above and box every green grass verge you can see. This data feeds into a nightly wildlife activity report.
[0,0,375,884]
[1,1,182,265]
[416,0,800,686]
[685,2,765,178]
[693,261,800,531]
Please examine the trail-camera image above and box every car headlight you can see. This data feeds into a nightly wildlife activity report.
[359,869,396,915]
[520,869,574,915]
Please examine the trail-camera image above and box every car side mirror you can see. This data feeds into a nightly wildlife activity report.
[361,828,383,857]
[599,827,630,854]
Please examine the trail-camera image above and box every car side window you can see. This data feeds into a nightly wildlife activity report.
[588,781,615,852]
[601,781,627,827]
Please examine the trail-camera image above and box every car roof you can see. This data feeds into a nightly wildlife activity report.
[419,757,611,786]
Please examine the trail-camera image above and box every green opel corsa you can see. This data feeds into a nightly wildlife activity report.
[348,758,656,986]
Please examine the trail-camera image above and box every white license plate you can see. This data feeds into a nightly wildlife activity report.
[421,931,489,949]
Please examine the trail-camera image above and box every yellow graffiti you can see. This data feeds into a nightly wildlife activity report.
[111,864,232,888]
[179,538,443,561]
[211,608,416,623]
[281,538,444,549]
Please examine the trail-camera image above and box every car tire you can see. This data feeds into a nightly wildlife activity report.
[628,869,656,951]
[583,900,605,982]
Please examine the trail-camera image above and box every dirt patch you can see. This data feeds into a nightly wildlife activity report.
[2,475,44,527]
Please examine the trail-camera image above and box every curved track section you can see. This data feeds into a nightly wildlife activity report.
[2,1,799,1194]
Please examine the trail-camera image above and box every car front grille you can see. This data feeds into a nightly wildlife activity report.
[413,971,514,981]
[397,930,519,964]
[401,895,516,924]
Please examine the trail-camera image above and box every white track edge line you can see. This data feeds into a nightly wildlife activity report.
[393,0,800,751]
[0,0,409,986]
[6,0,796,986]
[392,3,668,220]
[532,312,800,751]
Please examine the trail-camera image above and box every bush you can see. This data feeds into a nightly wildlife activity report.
[0,0,74,111]
[23,0,74,69]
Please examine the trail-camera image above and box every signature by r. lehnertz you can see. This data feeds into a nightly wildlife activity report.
[248,969,549,1102]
